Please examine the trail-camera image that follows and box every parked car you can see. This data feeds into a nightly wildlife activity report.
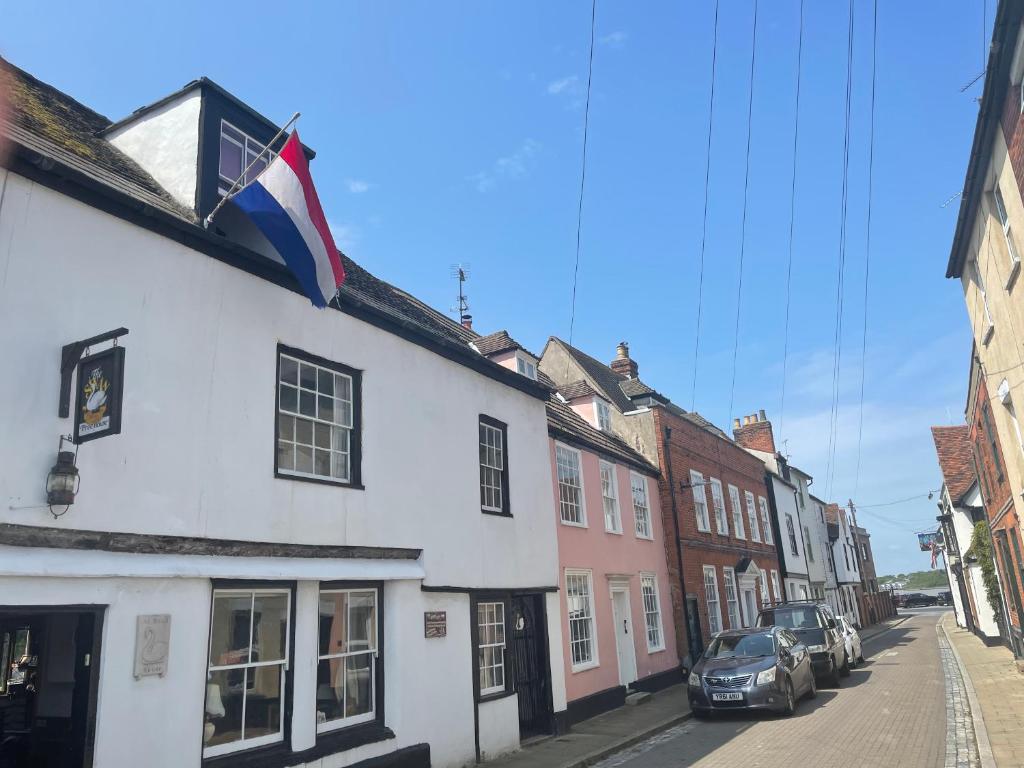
[902,592,938,608]
[687,627,816,718]
[756,601,847,685]
[936,591,954,606]
[837,616,864,667]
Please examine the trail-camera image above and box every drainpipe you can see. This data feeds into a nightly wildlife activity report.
[764,473,788,601]
[662,425,697,668]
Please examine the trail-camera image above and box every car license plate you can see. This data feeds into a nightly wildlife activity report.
[711,692,743,702]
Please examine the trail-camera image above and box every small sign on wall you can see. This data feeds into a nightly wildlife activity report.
[74,346,125,444]
[134,614,170,679]
[424,611,447,638]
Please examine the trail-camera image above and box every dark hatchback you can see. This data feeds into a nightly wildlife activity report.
[756,601,847,685]
[903,592,939,607]
[688,627,816,718]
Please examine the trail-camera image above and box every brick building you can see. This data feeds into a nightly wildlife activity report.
[540,339,781,667]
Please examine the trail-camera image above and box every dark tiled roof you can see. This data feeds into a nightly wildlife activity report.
[559,379,598,400]
[619,378,655,398]
[546,396,657,476]
[931,425,977,504]
[549,337,663,412]
[473,330,521,357]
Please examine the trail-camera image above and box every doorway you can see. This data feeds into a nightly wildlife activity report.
[741,589,757,628]
[509,594,552,739]
[0,608,102,768]
[609,586,637,687]
[685,595,704,663]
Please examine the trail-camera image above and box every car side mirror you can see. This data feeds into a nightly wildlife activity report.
[827,619,837,629]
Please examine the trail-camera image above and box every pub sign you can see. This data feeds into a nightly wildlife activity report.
[74,346,125,444]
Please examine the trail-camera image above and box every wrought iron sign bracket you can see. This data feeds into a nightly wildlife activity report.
[59,327,129,418]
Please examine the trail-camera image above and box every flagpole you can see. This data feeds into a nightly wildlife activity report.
[203,111,301,229]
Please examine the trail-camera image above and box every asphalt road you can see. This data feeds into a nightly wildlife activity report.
[592,609,954,768]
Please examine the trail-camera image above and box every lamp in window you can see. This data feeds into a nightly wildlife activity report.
[46,437,79,512]
[204,681,225,743]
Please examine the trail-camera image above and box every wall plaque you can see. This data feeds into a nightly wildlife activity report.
[424,611,446,638]
[134,614,170,679]
[74,346,125,444]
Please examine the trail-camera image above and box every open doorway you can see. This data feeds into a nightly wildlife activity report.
[0,607,102,768]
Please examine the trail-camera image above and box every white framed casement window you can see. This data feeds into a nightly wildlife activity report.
[702,566,722,635]
[729,484,745,539]
[745,491,761,543]
[640,574,665,652]
[477,601,507,696]
[204,588,291,757]
[631,473,653,539]
[971,256,995,344]
[758,496,774,545]
[556,443,586,526]
[316,587,379,733]
[595,398,612,431]
[600,461,622,533]
[786,514,799,556]
[710,478,728,535]
[277,347,360,486]
[771,570,782,603]
[992,183,1021,287]
[516,354,538,380]
[804,526,814,562]
[759,570,771,607]
[566,570,598,670]
[690,470,710,532]
[479,416,510,515]
[722,567,741,630]
[219,119,276,196]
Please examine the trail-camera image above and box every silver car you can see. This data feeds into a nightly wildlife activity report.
[837,616,864,667]
[687,627,817,718]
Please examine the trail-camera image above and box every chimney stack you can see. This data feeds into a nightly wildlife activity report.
[733,409,776,453]
[609,341,639,379]
[461,314,473,330]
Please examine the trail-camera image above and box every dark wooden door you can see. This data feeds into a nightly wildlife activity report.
[509,595,551,737]
[685,595,704,663]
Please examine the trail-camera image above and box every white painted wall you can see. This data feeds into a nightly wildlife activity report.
[106,89,202,209]
[770,475,809,581]
[792,471,828,590]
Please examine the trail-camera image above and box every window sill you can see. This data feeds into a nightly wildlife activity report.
[203,722,394,768]
[983,323,995,346]
[635,534,654,542]
[605,528,624,535]
[478,688,517,704]
[275,470,364,490]
[482,509,513,518]
[560,519,589,529]
[1007,259,1021,292]
[571,661,600,674]
[646,646,666,654]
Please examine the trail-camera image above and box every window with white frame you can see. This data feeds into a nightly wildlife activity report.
[640,575,664,651]
[479,416,509,514]
[971,256,995,340]
[566,571,597,668]
[600,461,621,533]
[317,588,378,732]
[595,398,612,431]
[729,484,746,539]
[786,514,799,556]
[691,471,710,532]
[759,570,771,607]
[477,601,506,696]
[219,120,276,196]
[204,588,290,757]
[277,348,359,485]
[758,496,773,544]
[632,473,653,539]
[993,183,1021,274]
[516,355,538,380]
[703,566,723,635]
[771,570,782,603]
[722,568,741,630]
[804,526,814,562]
[745,491,760,542]
[556,445,586,525]
[710,478,728,535]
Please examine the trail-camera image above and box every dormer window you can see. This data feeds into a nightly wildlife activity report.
[219,120,275,196]
[516,354,537,380]
[595,398,611,431]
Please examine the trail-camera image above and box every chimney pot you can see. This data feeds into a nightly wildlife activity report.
[461,314,473,330]
[733,418,741,429]
[609,341,639,379]
[758,408,766,422]
[616,341,629,359]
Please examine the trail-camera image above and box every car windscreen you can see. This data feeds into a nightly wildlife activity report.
[759,607,820,630]
[704,633,776,659]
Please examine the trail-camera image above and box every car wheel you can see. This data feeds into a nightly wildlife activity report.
[806,671,817,700]
[782,679,797,716]
[692,708,710,720]
[840,652,851,678]
[857,651,865,665]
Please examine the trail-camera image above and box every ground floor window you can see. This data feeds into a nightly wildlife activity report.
[722,568,741,630]
[317,587,379,731]
[703,566,722,635]
[477,601,507,696]
[205,587,290,757]
[759,570,770,607]
[640,575,664,651]
[566,570,597,669]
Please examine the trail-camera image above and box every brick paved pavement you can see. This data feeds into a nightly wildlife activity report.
[936,623,980,767]
[943,613,1024,767]
[591,611,952,768]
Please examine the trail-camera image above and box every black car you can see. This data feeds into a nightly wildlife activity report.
[756,601,847,686]
[903,592,938,608]
[936,591,954,606]
[688,627,816,718]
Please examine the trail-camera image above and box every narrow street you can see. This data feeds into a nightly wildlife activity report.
[593,610,971,768]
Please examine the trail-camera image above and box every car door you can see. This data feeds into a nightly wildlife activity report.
[780,630,809,694]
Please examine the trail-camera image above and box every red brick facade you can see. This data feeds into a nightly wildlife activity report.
[1001,74,1024,198]
[652,407,780,665]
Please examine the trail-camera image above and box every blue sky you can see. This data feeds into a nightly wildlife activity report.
[2,1,990,576]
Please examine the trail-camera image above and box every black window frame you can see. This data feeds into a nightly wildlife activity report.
[274,344,363,490]
[982,404,1004,483]
[470,592,514,703]
[478,415,511,517]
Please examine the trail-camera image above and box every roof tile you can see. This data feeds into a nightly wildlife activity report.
[931,425,977,504]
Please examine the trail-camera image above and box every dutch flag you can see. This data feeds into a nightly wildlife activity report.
[230,131,345,307]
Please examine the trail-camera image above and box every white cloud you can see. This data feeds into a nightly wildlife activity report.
[547,75,578,95]
[328,221,358,252]
[599,31,627,48]
[345,179,371,194]
[468,139,541,193]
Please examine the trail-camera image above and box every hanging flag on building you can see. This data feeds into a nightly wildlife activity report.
[227,131,345,307]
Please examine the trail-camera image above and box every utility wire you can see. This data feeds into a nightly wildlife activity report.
[854,0,879,499]
[727,0,760,427]
[778,0,805,445]
[566,0,597,361]
[690,0,722,411]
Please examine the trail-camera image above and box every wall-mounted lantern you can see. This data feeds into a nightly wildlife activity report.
[46,437,79,512]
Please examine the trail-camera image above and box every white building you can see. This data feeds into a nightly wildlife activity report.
[824,505,862,627]
[790,467,828,602]
[0,62,567,768]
